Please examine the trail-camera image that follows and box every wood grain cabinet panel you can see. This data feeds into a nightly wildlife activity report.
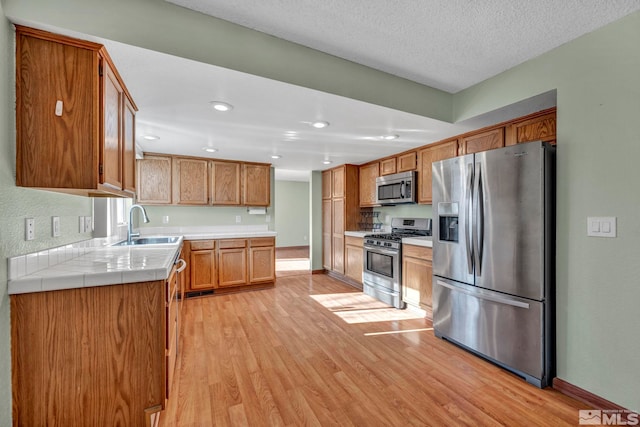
[332,167,345,198]
[359,163,379,207]
[417,140,458,204]
[123,96,136,194]
[322,199,333,270]
[210,161,241,205]
[219,247,248,287]
[506,110,557,146]
[172,157,209,205]
[345,236,364,284]
[11,281,166,426]
[136,155,172,204]
[189,242,217,291]
[15,26,137,197]
[402,245,433,318]
[243,163,271,206]
[460,127,505,155]
[397,152,417,172]
[322,170,332,199]
[249,244,275,283]
[380,158,397,176]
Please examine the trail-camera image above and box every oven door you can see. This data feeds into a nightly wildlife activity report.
[363,245,400,293]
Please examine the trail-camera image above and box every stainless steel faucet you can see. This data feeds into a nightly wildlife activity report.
[127,204,150,243]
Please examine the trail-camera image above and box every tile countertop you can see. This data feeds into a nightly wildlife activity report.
[8,226,278,295]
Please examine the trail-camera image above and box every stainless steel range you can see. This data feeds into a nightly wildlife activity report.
[363,217,432,309]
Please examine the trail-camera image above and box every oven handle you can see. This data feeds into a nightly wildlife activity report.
[363,246,399,256]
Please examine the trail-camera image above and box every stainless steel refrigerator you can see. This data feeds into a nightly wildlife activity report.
[432,140,554,388]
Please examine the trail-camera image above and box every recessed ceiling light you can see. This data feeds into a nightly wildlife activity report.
[323,160,332,165]
[209,101,233,112]
[271,155,282,159]
[311,121,329,129]
[381,134,399,140]
[142,135,160,141]
[202,147,217,153]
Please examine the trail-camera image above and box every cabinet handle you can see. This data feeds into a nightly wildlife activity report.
[175,259,187,273]
[55,100,63,116]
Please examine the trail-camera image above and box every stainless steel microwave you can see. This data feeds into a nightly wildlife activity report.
[375,171,417,205]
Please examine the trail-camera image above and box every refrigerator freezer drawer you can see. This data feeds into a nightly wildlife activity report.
[433,277,548,386]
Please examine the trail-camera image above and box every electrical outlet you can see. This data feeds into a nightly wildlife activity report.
[25,218,35,241]
[162,216,170,224]
[265,215,271,223]
[52,216,60,237]
[235,215,241,223]
[79,216,85,233]
[85,216,92,232]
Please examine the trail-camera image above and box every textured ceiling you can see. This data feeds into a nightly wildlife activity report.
[167,0,640,93]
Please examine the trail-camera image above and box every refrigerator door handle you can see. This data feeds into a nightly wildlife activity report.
[436,280,530,309]
[476,162,484,276]
[465,163,474,274]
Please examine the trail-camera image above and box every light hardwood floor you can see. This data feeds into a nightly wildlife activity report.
[161,274,586,426]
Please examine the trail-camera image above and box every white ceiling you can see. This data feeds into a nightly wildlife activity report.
[90,2,640,180]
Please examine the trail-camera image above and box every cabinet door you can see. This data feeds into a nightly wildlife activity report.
[418,140,458,204]
[136,156,172,204]
[380,158,397,176]
[243,163,271,206]
[397,152,417,172]
[101,61,123,190]
[460,128,504,155]
[332,197,345,274]
[210,161,241,205]
[173,158,209,205]
[322,199,332,270]
[332,167,345,198]
[16,30,100,189]
[505,111,557,146]
[122,96,136,194]
[190,250,216,291]
[322,170,332,199]
[249,246,275,283]
[218,248,248,287]
[359,163,379,207]
[345,244,363,284]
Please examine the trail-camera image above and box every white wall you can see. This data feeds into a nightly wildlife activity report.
[274,180,309,247]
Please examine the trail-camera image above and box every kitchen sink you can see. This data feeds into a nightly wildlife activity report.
[112,236,180,246]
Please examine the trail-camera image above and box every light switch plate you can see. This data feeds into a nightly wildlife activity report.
[52,216,60,237]
[587,216,616,238]
[235,215,241,223]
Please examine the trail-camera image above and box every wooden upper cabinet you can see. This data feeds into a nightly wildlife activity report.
[397,152,417,172]
[460,127,505,155]
[122,97,136,194]
[380,158,397,176]
[332,167,345,198]
[136,155,172,204]
[506,109,557,146]
[15,26,137,197]
[243,163,271,206]
[210,161,241,205]
[322,170,332,199]
[359,163,379,207]
[173,158,209,205]
[418,140,458,204]
[101,61,123,191]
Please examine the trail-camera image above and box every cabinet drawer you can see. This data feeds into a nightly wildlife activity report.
[218,239,247,249]
[345,236,363,248]
[249,237,275,247]
[403,244,432,260]
[189,240,215,250]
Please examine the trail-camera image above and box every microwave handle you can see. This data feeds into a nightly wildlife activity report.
[400,181,405,198]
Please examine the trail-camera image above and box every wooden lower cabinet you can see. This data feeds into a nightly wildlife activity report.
[344,236,364,284]
[249,239,276,283]
[189,240,216,291]
[11,279,172,426]
[185,237,275,292]
[402,244,433,318]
